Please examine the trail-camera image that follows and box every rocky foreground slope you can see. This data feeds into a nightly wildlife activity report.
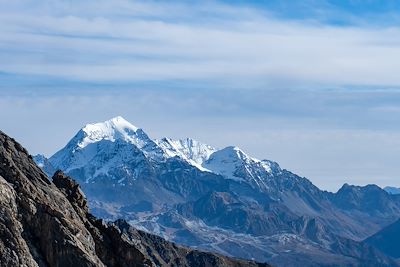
[0,130,269,267]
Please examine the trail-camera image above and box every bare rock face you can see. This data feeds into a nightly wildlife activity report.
[0,130,269,267]
[52,170,89,218]
[0,133,105,267]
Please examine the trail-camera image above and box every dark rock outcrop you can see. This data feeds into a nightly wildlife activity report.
[0,130,269,267]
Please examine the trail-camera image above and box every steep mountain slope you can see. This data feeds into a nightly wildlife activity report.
[0,130,269,267]
[36,117,400,266]
[365,218,400,259]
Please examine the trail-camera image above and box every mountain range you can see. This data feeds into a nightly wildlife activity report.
[34,116,400,266]
[0,129,270,267]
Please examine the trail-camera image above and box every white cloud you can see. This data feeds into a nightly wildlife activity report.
[1,0,400,87]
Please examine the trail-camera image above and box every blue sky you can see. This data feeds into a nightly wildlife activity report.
[1,0,400,191]
[228,0,400,25]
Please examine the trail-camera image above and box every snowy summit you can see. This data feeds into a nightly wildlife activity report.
[79,116,139,148]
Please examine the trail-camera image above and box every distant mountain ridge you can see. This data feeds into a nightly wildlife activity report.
[384,186,400,195]
[34,116,400,266]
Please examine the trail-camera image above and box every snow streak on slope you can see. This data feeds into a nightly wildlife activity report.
[156,137,216,171]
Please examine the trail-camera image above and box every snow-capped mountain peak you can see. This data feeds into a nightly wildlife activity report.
[206,146,255,165]
[48,116,280,189]
[203,146,249,181]
[78,116,140,148]
[203,146,280,183]
[156,137,216,164]
[49,116,163,172]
